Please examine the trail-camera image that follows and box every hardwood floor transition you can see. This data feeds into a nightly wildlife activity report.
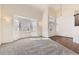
[50,35,79,54]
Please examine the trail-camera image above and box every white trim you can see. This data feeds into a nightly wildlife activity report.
[13,15,37,22]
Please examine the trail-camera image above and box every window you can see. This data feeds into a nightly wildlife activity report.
[13,15,37,32]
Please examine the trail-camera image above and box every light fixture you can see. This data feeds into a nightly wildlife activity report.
[3,16,11,23]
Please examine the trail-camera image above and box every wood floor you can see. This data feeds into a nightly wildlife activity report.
[50,36,79,54]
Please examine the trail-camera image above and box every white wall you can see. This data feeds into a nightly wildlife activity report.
[42,6,49,37]
[1,4,79,44]
[53,4,79,43]
[0,5,2,45]
[0,5,43,43]
[61,5,79,43]
[56,15,74,37]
